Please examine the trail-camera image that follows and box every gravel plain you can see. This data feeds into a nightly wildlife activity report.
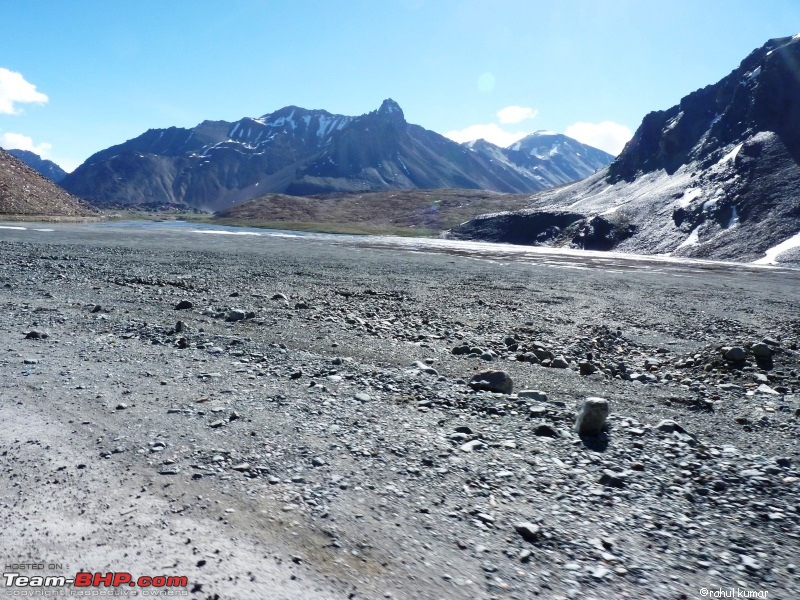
[1,222,799,600]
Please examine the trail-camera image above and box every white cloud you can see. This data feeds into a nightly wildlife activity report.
[0,132,53,157]
[496,105,538,124]
[0,68,48,115]
[564,121,633,156]
[444,123,530,148]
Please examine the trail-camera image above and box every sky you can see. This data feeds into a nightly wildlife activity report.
[0,1,798,172]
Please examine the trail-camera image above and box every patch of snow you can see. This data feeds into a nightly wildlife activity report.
[675,227,701,250]
[727,205,739,228]
[191,230,262,236]
[752,230,800,264]
[509,142,521,151]
[743,66,761,83]
[0,225,27,230]
[230,123,240,138]
[678,188,703,208]
[533,130,557,136]
[664,111,683,133]
[719,143,743,165]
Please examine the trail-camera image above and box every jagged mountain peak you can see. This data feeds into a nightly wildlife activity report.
[376,98,404,120]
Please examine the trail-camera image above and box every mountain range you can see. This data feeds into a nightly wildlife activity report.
[59,100,612,212]
[450,35,800,266]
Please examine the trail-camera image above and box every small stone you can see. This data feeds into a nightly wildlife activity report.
[551,356,569,369]
[723,346,747,361]
[226,310,246,322]
[294,301,310,309]
[533,423,560,438]
[591,566,611,580]
[209,420,225,428]
[231,463,250,471]
[24,330,48,340]
[756,383,779,395]
[655,419,682,434]
[469,370,513,394]
[460,440,486,453]
[579,360,597,375]
[175,300,193,310]
[598,470,627,488]
[354,392,371,403]
[518,390,548,402]
[115,403,128,411]
[514,522,541,544]
[750,343,773,358]
[271,293,287,301]
[175,321,186,333]
[574,397,609,435]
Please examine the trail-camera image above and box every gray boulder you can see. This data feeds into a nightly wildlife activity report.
[574,397,609,435]
[469,370,513,394]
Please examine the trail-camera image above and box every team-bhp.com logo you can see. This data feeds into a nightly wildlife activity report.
[4,572,188,588]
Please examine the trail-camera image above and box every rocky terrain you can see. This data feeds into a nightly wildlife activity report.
[0,149,97,218]
[59,100,612,212]
[1,224,798,599]
[451,35,800,266]
[6,148,67,183]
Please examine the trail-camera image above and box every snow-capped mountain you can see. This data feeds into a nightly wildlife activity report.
[5,149,67,183]
[465,131,613,189]
[450,35,800,266]
[60,100,612,212]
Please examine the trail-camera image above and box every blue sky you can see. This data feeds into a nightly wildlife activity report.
[1,0,798,171]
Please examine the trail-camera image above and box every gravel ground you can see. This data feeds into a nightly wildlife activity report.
[1,223,799,600]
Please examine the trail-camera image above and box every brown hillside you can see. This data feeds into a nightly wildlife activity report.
[213,188,535,233]
[0,148,97,217]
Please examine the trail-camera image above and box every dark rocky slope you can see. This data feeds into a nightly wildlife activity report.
[5,149,67,183]
[451,35,800,266]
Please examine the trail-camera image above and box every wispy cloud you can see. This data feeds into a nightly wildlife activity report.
[0,68,48,115]
[0,132,53,157]
[564,121,632,155]
[496,105,538,124]
[444,123,529,148]
[444,105,538,147]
